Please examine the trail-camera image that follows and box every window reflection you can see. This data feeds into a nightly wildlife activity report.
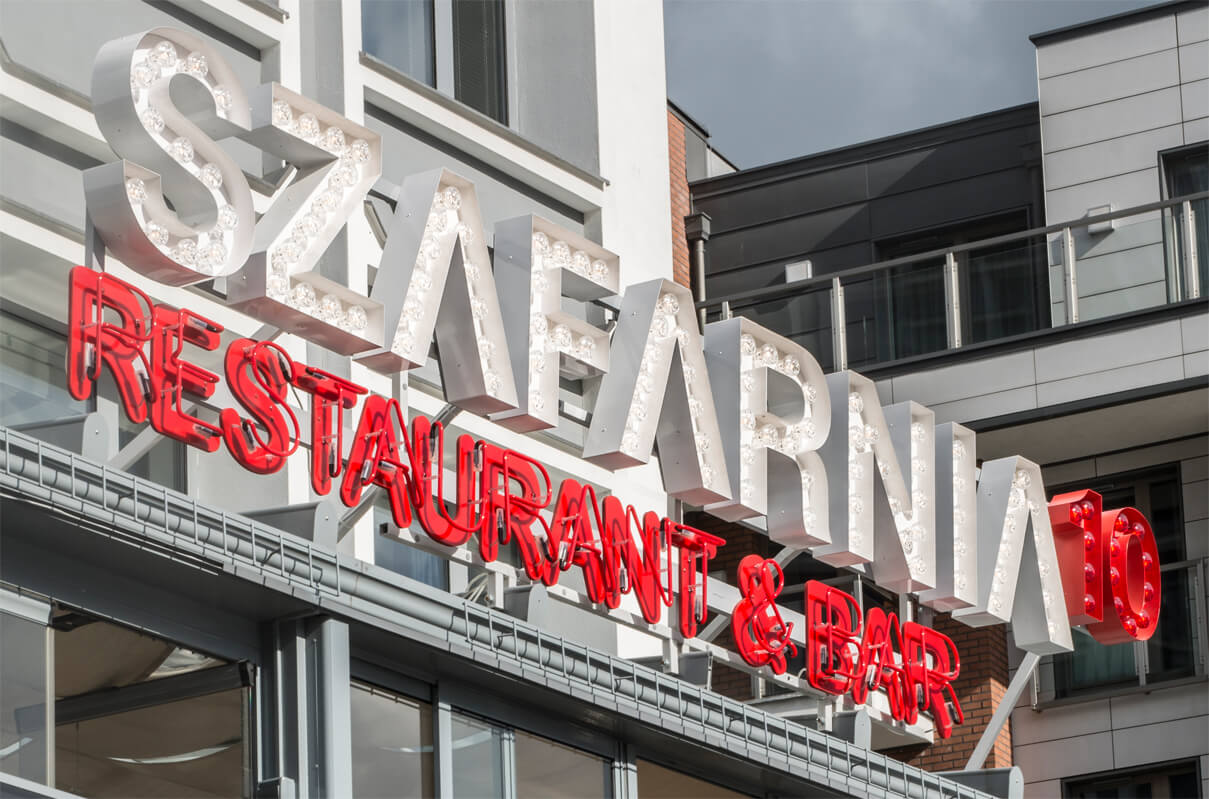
[0,310,89,428]
[515,728,609,799]
[450,712,505,798]
[350,683,434,799]
[637,759,752,798]
[0,609,49,785]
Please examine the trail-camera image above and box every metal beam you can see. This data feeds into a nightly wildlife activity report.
[965,651,1040,771]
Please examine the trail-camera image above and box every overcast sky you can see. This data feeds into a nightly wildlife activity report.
[664,0,1160,169]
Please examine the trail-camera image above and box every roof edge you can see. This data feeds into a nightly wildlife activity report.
[1029,0,1206,45]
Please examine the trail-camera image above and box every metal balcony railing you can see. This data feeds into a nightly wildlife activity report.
[697,192,1208,373]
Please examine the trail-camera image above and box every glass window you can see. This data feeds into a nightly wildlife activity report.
[450,712,506,798]
[362,0,436,86]
[350,683,434,799]
[452,0,508,124]
[0,310,90,428]
[1053,465,1195,697]
[52,612,248,798]
[637,759,753,798]
[1065,759,1200,798]
[1,610,50,785]
[514,728,609,799]
[1165,145,1208,297]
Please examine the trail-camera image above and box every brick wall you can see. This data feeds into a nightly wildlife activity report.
[667,109,692,289]
[685,510,771,701]
[884,616,1013,770]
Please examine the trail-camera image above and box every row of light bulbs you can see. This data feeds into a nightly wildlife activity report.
[267,104,374,335]
[129,41,237,276]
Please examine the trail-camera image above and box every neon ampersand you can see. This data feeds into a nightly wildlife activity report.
[732,555,798,674]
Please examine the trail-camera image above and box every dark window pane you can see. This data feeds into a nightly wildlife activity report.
[452,0,507,124]
[1165,147,1208,295]
[350,683,434,799]
[374,506,449,590]
[965,238,1047,343]
[885,260,947,359]
[1146,568,1196,682]
[514,729,609,799]
[363,0,436,86]
[1065,760,1199,799]
[1,611,49,785]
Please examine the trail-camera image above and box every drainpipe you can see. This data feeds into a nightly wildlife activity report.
[685,212,711,330]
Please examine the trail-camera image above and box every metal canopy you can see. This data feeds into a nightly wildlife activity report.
[0,426,1001,799]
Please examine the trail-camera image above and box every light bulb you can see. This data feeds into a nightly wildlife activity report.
[590,260,609,282]
[345,305,368,332]
[171,137,194,164]
[146,221,169,247]
[216,205,240,231]
[173,238,198,266]
[184,51,208,78]
[532,231,550,253]
[296,112,320,141]
[291,283,317,312]
[848,392,863,413]
[131,61,156,89]
[141,107,165,133]
[200,163,223,189]
[322,126,346,153]
[126,178,147,203]
[151,41,177,69]
[318,294,343,324]
[571,251,590,275]
[272,100,294,127]
[212,86,232,112]
[442,186,461,210]
[780,355,800,376]
[350,139,371,163]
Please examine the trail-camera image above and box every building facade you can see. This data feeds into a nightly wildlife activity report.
[688,1,1207,796]
[0,1,1203,799]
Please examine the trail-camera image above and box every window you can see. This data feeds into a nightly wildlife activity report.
[0,310,90,428]
[1,601,51,785]
[350,683,434,799]
[362,0,508,125]
[374,503,449,590]
[1052,465,1199,698]
[1164,145,1208,298]
[636,759,753,798]
[1064,759,1200,798]
[450,711,610,799]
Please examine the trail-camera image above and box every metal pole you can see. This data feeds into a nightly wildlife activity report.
[1062,228,1079,324]
[1182,200,1201,300]
[965,651,1040,770]
[831,277,848,371]
[943,252,962,349]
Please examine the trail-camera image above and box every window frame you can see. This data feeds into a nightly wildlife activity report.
[1062,757,1202,799]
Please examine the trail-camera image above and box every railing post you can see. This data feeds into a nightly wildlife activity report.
[1062,227,1079,324]
[1182,200,1201,300]
[830,277,847,371]
[943,252,962,349]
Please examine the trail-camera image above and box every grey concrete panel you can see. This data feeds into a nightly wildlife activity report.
[513,0,599,174]
[1182,455,1209,483]
[1094,434,1209,476]
[1180,314,1208,354]
[1178,4,1209,45]
[1036,355,1186,406]
[1034,320,1183,381]
[1043,126,1183,191]
[0,127,89,231]
[1183,478,1209,521]
[1179,41,1209,82]
[1111,715,1209,769]
[1041,458,1096,486]
[704,204,871,270]
[694,163,869,234]
[1077,280,1169,320]
[1036,14,1176,79]
[1181,78,1209,122]
[926,386,1038,426]
[1074,243,1167,297]
[1045,168,1161,228]
[1038,48,1180,117]
[365,106,582,238]
[1021,779,1063,798]
[890,350,1036,406]
[706,260,795,293]
[1184,117,1209,144]
[1012,731,1115,782]
[1011,700,1111,747]
[1042,88,1182,153]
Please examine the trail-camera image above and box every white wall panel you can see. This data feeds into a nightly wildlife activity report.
[1037,15,1176,78]
[1014,731,1115,782]
[1179,40,1209,82]
[889,350,1036,406]
[1043,88,1183,153]
[1045,168,1162,227]
[1177,4,1209,45]
[1012,700,1111,746]
[1184,117,1209,144]
[1180,78,1209,122]
[1111,715,1209,769]
[1038,49,1179,117]
[1034,319,1183,382]
[1036,355,1185,406]
[1075,243,1166,296]
[1078,281,1169,319]
[1043,127,1182,191]
[926,386,1038,426]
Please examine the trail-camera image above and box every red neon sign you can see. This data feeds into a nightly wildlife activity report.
[66,267,722,638]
